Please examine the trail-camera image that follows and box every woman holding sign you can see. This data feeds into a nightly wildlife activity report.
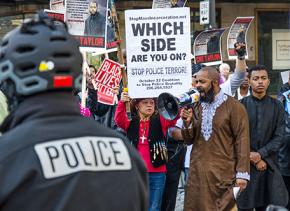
[115,91,178,211]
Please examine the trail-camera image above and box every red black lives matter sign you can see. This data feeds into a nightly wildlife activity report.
[94,58,122,105]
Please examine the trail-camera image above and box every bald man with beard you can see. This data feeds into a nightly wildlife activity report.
[180,66,250,211]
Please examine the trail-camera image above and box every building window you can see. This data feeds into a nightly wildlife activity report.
[257,10,290,94]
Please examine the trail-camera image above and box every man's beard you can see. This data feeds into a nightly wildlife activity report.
[198,83,215,103]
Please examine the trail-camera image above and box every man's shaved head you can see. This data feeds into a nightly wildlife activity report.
[199,66,220,83]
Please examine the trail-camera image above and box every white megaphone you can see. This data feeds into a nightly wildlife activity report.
[157,88,200,120]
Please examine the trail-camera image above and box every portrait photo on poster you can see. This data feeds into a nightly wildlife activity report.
[84,0,107,36]
[106,0,118,50]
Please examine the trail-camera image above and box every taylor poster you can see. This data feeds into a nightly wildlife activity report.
[272,29,290,70]
[94,58,122,105]
[65,0,108,53]
[125,8,192,98]
[193,28,227,66]
[227,16,254,60]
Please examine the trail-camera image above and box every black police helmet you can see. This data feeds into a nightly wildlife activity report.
[0,12,82,110]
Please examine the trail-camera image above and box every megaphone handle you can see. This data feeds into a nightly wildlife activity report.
[125,102,132,120]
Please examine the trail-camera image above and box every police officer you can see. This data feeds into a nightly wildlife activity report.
[0,13,148,211]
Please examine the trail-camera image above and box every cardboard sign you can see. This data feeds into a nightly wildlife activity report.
[94,58,121,105]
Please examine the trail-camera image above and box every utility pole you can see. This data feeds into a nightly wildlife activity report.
[209,0,216,29]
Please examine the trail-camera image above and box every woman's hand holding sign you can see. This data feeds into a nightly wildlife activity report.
[121,89,130,102]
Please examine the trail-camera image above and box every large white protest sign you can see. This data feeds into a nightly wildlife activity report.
[125,8,192,98]
[65,0,108,53]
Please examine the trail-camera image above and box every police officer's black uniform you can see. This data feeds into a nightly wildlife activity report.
[0,92,148,211]
[0,13,148,211]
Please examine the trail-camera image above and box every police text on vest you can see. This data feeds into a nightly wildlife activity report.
[34,137,132,179]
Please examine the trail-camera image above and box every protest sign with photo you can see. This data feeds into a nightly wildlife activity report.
[194,28,227,66]
[44,9,65,22]
[94,58,122,105]
[106,0,118,51]
[227,16,254,60]
[65,0,108,53]
[152,0,187,8]
[125,8,192,98]
[152,0,171,8]
[50,0,65,11]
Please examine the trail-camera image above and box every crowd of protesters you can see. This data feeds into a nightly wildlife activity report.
[0,12,290,211]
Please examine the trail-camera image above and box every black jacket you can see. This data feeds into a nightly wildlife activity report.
[238,95,287,208]
[0,92,148,211]
[84,13,106,36]
[241,95,285,160]
[127,115,167,167]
